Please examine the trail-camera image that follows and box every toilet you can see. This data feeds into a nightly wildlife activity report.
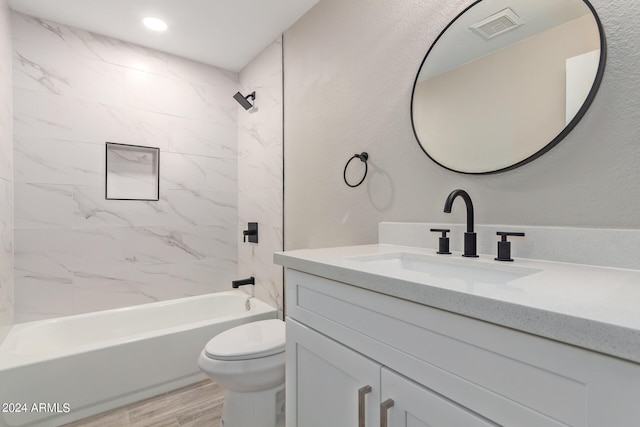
[198,319,286,427]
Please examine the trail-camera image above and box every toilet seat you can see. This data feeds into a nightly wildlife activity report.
[205,319,285,361]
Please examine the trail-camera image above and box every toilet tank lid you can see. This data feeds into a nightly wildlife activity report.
[205,319,285,360]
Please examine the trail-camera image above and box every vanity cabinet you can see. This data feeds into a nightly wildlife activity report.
[285,269,640,427]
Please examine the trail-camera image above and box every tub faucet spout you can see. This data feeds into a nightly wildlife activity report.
[232,277,255,288]
[443,189,478,257]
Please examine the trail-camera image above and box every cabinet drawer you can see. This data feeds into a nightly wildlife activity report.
[286,269,640,426]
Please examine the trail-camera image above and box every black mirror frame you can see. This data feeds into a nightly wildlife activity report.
[410,0,607,175]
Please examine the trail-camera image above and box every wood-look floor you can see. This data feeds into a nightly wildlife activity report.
[63,380,225,427]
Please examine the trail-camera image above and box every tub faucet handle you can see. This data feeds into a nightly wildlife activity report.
[243,222,258,243]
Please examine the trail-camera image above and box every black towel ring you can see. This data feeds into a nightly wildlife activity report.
[343,152,369,188]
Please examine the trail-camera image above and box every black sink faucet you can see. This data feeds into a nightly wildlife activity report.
[443,189,478,257]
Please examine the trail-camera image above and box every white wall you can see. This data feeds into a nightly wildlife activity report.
[12,13,240,322]
[0,0,13,343]
[284,0,640,250]
[237,38,284,314]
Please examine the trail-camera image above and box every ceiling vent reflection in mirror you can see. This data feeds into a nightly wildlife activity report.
[470,8,524,40]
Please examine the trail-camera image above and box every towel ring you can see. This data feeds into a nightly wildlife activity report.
[344,152,369,188]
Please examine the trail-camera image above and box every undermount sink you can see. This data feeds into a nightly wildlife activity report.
[347,252,540,284]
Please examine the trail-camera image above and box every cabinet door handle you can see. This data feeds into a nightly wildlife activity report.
[380,398,394,427]
[358,385,372,427]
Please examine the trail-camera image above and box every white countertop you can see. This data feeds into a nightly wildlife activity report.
[274,244,640,364]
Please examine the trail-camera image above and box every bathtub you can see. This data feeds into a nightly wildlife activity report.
[0,291,277,427]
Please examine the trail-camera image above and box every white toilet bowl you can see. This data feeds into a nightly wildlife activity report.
[198,319,286,427]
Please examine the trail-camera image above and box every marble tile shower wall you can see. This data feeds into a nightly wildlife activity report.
[11,12,240,322]
[237,39,283,314]
[0,0,14,342]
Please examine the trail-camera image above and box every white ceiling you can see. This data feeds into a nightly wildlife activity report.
[7,0,320,72]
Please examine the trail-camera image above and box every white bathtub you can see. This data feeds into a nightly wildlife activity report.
[0,291,277,427]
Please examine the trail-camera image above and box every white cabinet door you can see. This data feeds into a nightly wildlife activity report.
[381,368,498,427]
[286,318,381,427]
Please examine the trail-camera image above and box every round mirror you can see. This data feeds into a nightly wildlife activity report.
[411,0,606,174]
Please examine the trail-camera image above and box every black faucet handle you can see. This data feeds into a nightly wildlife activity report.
[430,228,452,255]
[243,222,258,243]
[497,231,525,239]
[430,228,450,236]
[495,231,525,262]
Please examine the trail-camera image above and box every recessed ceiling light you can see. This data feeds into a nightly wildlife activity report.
[143,17,167,32]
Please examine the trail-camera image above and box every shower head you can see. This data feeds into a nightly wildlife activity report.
[233,91,255,110]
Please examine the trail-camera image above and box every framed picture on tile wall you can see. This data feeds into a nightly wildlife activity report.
[105,142,160,201]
